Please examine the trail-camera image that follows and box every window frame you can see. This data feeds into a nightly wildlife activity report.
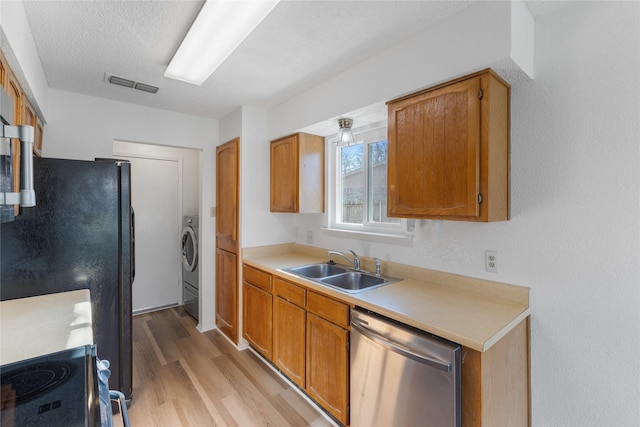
[327,122,411,242]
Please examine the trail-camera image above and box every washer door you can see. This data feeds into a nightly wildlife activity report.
[181,226,198,272]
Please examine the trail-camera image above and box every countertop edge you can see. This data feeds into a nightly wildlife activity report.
[242,253,529,352]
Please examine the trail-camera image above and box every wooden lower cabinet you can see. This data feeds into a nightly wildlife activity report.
[243,265,528,427]
[245,268,350,425]
[306,312,349,425]
[242,282,272,358]
[461,319,530,427]
[273,296,306,388]
[242,265,273,358]
[216,248,238,342]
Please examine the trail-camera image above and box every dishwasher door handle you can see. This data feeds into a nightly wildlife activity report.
[351,319,452,372]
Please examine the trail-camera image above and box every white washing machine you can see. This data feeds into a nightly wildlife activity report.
[181,215,199,320]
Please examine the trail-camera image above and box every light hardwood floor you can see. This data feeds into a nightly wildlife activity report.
[114,307,333,427]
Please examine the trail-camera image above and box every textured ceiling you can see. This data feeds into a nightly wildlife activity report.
[21,0,562,125]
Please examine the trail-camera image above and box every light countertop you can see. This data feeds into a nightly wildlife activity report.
[0,289,93,365]
[244,251,530,352]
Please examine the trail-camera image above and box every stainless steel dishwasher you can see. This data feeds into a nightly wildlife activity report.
[350,308,462,427]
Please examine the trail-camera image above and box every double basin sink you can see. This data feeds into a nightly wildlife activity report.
[284,263,399,294]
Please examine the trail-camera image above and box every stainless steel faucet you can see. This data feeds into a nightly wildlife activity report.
[328,249,360,271]
[373,257,382,276]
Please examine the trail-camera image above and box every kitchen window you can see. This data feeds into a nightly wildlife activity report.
[326,122,412,245]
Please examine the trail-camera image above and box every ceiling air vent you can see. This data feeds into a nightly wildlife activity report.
[134,82,159,94]
[108,75,135,88]
[105,73,159,94]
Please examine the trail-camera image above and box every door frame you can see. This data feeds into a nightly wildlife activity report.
[113,151,184,308]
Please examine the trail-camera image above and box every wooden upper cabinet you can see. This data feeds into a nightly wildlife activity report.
[1,48,46,210]
[387,69,509,222]
[22,95,43,157]
[270,132,324,213]
[5,66,22,216]
[22,94,36,127]
[22,95,37,152]
[0,51,7,88]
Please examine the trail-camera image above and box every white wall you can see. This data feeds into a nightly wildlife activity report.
[219,106,297,248]
[5,0,639,424]
[240,106,295,247]
[268,0,533,139]
[44,89,219,331]
[513,3,639,425]
[265,2,640,426]
[113,140,201,216]
[0,1,49,120]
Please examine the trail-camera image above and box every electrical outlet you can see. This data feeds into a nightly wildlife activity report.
[306,230,313,244]
[485,250,498,273]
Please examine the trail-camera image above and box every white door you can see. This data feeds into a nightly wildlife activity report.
[127,156,180,312]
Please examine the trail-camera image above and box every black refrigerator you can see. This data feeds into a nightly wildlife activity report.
[0,156,134,401]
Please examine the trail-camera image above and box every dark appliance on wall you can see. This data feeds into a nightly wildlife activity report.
[0,345,130,427]
[0,156,135,403]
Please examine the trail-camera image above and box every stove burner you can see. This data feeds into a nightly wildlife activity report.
[1,361,75,405]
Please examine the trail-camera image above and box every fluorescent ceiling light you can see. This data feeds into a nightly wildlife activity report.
[165,0,280,85]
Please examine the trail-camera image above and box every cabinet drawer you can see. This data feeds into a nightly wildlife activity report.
[307,291,350,328]
[275,277,306,307]
[243,265,272,292]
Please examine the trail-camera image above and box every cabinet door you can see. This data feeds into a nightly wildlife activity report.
[21,96,40,157]
[22,95,36,128]
[5,68,22,216]
[216,139,239,253]
[34,117,44,157]
[216,248,238,343]
[274,296,306,388]
[22,95,37,154]
[388,76,481,218]
[243,282,273,358]
[306,312,349,425]
[0,51,7,88]
[270,135,298,212]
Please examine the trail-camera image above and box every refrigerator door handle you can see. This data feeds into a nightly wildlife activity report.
[109,390,130,427]
[131,208,135,282]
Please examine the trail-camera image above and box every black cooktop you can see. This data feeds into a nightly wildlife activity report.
[0,345,100,427]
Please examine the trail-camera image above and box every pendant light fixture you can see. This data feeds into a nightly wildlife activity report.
[335,118,355,147]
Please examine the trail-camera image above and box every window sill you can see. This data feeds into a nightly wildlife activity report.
[321,227,414,247]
